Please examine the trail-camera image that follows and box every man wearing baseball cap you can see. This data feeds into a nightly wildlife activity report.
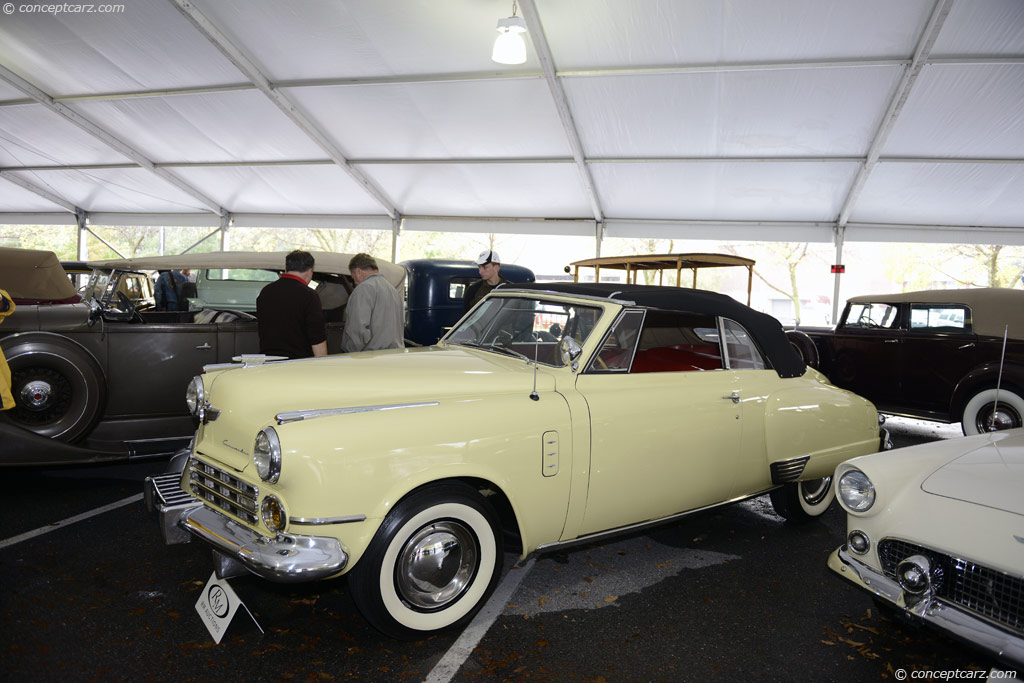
[463,249,508,313]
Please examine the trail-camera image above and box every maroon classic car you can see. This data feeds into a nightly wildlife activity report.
[787,288,1024,435]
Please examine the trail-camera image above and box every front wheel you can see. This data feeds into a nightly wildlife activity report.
[347,483,503,639]
[769,476,835,523]
[961,387,1024,435]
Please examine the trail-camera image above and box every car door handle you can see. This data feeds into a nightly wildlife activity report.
[722,391,740,404]
[195,342,212,350]
[958,343,975,350]
[884,339,899,344]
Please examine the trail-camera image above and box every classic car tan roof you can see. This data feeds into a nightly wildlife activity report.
[88,251,406,288]
[569,253,756,305]
[0,247,79,300]
[570,252,755,270]
[847,288,1024,338]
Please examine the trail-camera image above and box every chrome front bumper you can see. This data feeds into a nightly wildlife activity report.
[145,469,348,584]
[828,546,1024,669]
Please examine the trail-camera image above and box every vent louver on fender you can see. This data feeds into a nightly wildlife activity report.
[770,455,810,484]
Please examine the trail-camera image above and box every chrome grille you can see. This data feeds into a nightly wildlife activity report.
[878,539,1024,635]
[188,458,259,525]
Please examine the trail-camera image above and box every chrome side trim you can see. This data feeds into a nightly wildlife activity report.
[276,401,439,425]
[181,506,348,583]
[829,546,1024,669]
[290,514,367,526]
[535,487,778,554]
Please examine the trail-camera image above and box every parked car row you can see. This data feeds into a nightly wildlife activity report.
[4,245,1020,667]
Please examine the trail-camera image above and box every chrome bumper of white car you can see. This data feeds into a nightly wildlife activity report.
[829,546,1024,669]
[145,464,348,584]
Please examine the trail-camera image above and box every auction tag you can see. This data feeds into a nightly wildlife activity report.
[195,572,245,644]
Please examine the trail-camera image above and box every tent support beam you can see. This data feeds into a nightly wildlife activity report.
[392,217,403,264]
[837,0,953,228]
[170,0,400,221]
[0,65,226,217]
[518,0,604,223]
[831,225,846,324]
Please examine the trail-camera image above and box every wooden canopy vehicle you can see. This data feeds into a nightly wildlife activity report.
[568,253,756,305]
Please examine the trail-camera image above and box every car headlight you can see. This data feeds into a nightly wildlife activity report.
[253,427,282,483]
[185,375,205,417]
[838,469,875,512]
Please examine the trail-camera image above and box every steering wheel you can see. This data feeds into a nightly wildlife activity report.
[116,291,144,323]
[595,355,609,370]
[493,330,513,348]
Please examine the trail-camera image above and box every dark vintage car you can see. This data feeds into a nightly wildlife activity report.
[400,258,535,346]
[0,248,405,466]
[787,288,1024,435]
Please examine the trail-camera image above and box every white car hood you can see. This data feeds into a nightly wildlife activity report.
[921,430,1024,516]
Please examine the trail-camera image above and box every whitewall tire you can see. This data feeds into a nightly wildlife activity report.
[962,387,1024,435]
[348,483,503,639]
[769,477,835,523]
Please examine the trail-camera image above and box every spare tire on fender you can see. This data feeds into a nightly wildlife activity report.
[0,332,106,443]
[785,330,820,369]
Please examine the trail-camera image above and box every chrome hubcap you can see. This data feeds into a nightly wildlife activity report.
[800,477,832,506]
[20,380,53,411]
[396,521,478,610]
[976,402,1022,432]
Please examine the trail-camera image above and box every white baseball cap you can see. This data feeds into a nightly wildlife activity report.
[475,249,501,265]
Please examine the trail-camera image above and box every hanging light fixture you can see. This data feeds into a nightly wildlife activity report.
[491,1,527,65]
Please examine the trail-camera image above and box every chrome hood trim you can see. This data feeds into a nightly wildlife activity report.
[276,401,439,425]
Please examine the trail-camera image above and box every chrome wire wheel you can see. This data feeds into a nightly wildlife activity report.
[395,520,479,611]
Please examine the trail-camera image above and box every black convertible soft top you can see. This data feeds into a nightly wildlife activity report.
[505,282,806,379]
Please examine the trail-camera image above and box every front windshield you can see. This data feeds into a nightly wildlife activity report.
[83,269,111,302]
[446,296,603,367]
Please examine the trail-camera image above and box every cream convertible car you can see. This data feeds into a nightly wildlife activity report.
[829,428,1024,669]
[148,283,886,638]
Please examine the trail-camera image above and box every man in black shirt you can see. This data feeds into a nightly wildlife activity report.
[256,250,327,359]
[463,249,508,313]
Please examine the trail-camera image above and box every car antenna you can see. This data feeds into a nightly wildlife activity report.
[529,334,540,401]
[990,324,1008,432]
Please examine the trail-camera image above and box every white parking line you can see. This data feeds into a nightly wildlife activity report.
[425,557,537,683]
[0,493,143,549]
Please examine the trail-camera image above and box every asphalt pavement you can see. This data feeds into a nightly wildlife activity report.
[2,417,1007,682]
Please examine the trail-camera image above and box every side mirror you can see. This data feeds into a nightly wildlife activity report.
[558,337,583,370]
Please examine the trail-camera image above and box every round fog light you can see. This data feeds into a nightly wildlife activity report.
[261,495,286,533]
[896,555,932,594]
[848,530,870,555]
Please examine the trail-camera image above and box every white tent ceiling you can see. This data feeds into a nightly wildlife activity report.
[1,0,1023,246]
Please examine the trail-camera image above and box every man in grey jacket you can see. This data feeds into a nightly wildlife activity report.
[342,253,404,352]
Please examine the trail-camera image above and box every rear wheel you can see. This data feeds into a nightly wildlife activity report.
[769,476,835,522]
[347,483,503,639]
[0,334,105,442]
[961,388,1024,435]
